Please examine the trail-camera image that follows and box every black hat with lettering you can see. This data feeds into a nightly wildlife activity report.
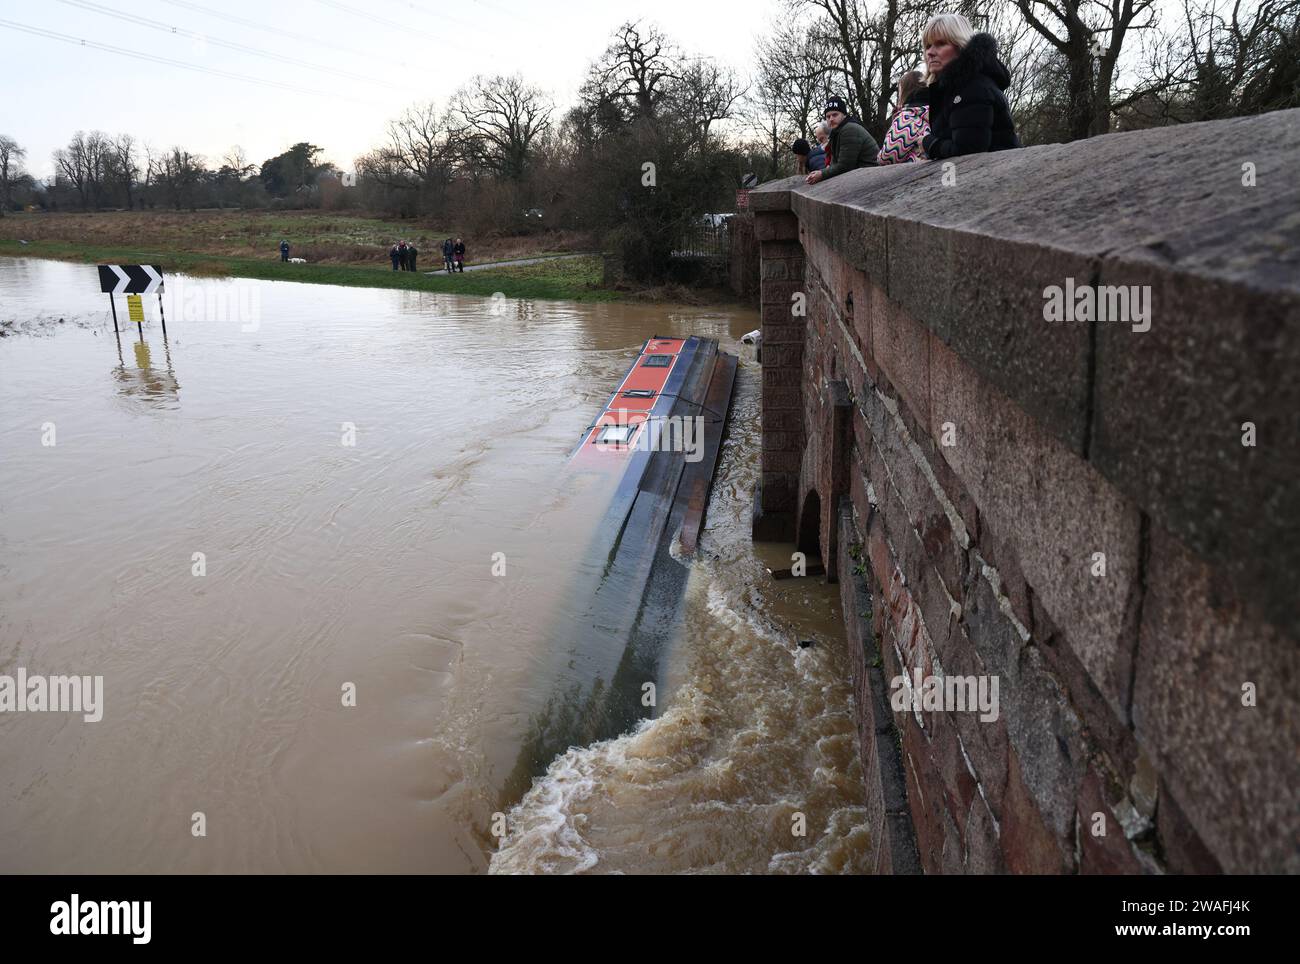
[824,95,848,115]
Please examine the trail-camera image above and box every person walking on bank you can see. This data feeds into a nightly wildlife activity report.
[918,13,1020,160]
[804,97,879,184]
[877,70,931,164]
[453,238,465,273]
[389,243,401,270]
[407,242,418,272]
[280,239,290,262]
[442,238,454,273]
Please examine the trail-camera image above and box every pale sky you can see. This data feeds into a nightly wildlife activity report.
[2,0,784,181]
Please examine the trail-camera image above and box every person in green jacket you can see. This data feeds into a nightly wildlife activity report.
[805,96,880,184]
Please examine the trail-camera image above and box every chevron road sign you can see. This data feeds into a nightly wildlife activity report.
[97,264,166,335]
[97,264,164,295]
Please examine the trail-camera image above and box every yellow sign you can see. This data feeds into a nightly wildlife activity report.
[127,294,144,322]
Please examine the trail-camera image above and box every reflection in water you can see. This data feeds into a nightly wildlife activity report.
[112,329,181,408]
[0,258,869,875]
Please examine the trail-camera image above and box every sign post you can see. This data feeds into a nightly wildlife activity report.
[97,265,165,337]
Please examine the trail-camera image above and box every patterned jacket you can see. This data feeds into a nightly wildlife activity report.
[877,105,930,164]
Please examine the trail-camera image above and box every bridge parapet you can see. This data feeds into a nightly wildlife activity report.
[751,111,1300,874]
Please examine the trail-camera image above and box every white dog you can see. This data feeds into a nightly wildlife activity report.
[288,257,306,264]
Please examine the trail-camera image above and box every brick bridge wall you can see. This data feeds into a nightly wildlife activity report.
[750,110,1299,874]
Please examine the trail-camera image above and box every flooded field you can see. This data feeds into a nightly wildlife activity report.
[0,258,869,873]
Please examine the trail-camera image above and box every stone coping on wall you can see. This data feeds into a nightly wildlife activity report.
[751,110,1300,645]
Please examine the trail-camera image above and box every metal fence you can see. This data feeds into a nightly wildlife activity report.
[671,220,731,260]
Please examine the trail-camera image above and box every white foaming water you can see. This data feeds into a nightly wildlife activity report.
[490,563,872,874]
[491,361,873,874]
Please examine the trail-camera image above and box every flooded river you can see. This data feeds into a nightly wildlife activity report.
[0,258,869,873]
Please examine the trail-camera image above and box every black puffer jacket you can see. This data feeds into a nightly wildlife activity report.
[920,33,1019,159]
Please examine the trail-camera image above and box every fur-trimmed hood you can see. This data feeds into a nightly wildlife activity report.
[933,32,1011,93]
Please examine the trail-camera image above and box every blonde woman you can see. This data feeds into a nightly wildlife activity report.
[877,70,931,164]
[918,13,1020,159]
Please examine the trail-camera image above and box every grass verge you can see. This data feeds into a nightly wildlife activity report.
[0,240,622,303]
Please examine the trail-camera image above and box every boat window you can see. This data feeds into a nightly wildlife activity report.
[596,424,638,445]
[642,355,672,368]
[621,389,655,398]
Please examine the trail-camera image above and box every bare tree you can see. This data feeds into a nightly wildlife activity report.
[754,20,837,144]
[790,0,958,140]
[222,146,253,176]
[110,134,138,210]
[0,135,26,216]
[671,58,745,149]
[212,145,256,208]
[748,45,798,179]
[582,21,680,123]
[54,131,112,210]
[357,102,461,214]
[977,1,1053,115]
[1015,0,1162,139]
[155,148,207,210]
[862,0,934,139]
[1176,0,1300,118]
[454,74,554,182]
[793,0,875,121]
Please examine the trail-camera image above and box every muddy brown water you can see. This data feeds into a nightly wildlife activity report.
[0,258,869,873]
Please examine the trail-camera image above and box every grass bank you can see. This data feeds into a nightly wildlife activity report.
[0,210,743,306]
[0,210,588,264]
[0,238,619,302]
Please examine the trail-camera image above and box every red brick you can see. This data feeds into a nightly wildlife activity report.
[761,366,801,388]
[760,280,806,308]
[760,258,800,281]
[1076,766,1145,874]
[760,409,803,433]
[1001,747,1073,873]
[929,710,978,847]
[761,322,805,346]
[754,210,799,241]
[758,239,803,260]
[872,285,930,429]
[1155,777,1224,874]
[928,331,1141,724]
[1132,524,1299,873]
[964,794,1005,872]
[761,450,800,474]
[901,722,947,875]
